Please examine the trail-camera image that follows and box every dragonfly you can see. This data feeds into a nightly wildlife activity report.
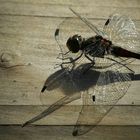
[22,8,140,136]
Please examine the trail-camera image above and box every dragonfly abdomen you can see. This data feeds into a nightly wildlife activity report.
[111,46,140,59]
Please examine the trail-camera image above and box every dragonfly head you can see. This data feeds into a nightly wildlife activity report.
[66,34,83,53]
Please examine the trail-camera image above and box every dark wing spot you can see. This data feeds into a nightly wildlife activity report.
[105,19,110,26]
[92,95,95,102]
[55,28,59,36]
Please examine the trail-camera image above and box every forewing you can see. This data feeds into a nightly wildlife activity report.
[55,17,95,71]
[97,13,137,104]
[103,13,140,53]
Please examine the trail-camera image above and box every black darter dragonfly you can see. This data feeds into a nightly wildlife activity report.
[22,8,140,136]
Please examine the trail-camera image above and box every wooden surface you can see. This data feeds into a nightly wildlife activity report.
[0,0,140,139]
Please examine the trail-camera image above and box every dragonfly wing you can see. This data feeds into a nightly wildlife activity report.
[99,13,137,104]
[93,65,134,105]
[55,18,91,71]
[22,94,80,127]
[103,13,140,53]
[55,7,112,70]
[98,13,137,104]
[71,58,112,136]
[69,7,105,36]
[72,54,134,136]
[72,90,113,136]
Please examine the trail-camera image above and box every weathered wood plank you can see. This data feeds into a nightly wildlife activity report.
[0,0,140,139]
[0,125,139,140]
[0,15,140,60]
[0,16,140,64]
[0,14,140,105]
[0,0,140,7]
[0,0,140,19]
[0,65,140,105]
[0,105,139,125]
[0,15,140,69]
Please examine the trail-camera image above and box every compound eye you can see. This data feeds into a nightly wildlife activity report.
[66,37,80,53]
[71,39,79,48]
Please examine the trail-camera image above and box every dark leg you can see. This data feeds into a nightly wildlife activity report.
[81,54,95,74]
[57,51,70,60]
[85,53,94,62]
[61,52,83,65]
[106,57,134,73]
[54,52,83,70]
[54,57,76,70]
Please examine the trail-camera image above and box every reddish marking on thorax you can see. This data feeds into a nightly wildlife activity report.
[101,38,110,46]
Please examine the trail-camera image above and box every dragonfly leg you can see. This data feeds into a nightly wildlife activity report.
[55,51,84,70]
[85,53,96,65]
[81,54,95,74]
[106,57,134,73]
[57,52,83,69]
[54,57,75,70]
[57,51,70,60]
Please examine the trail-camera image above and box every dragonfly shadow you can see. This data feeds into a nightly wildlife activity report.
[42,63,137,96]
[41,63,100,96]
[23,63,140,136]
[133,73,140,81]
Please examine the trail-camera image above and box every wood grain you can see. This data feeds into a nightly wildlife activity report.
[0,0,140,139]
[0,105,139,125]
[0,0,140,19]
[0,125,140,140]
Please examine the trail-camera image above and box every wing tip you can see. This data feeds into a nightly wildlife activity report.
[72,130,78,136]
